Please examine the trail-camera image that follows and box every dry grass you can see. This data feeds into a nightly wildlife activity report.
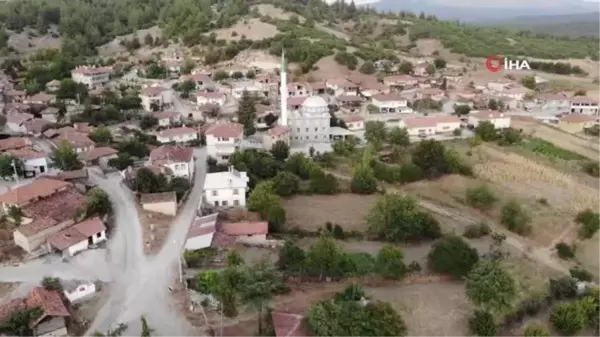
[251,4,303,21]
[139,209,174,254]
[367,282,471,336]
[282,194,378,231]
[576,232,599,279]
[97,26,163,57]
[306,55,353,80]
[7,26,61,54]
[213,18,279,41]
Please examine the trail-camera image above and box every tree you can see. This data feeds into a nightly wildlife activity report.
[85,187,112,218]
[428,235,479,278]
[227,249,244,267]
[306,233,347,279]
[0,307,44,336]
[523,323,550,336]
[0,155,23,179]
[398,61,413,74]
[500,200,532,235]
[0,115,7,128]
[454,104,471,116]
[169,177,191,201]
[375,245,407,280]
[426,63,436,75]
[140,115,159,130]
[521,76,536,90]
[351,164,378,194]
[56,78,88,101]
[387,127,409,146]
[270,140,289,161]
[140,315,153,337]
[411,139,450,179]
[108,153,134,170]
[367,194,441,242]
[488,99,498,110]
[241,260,278,335]
[277,240,306,274]
[272,171,300,197]
[364,121,387,147]
[89,126,113,145]
[474,121,497,141]
[433,57,447,69]
[575,209,599,238]
[42,277,62,291]
[237,90,257,136]
[550,302,586,336]
[466,185,498,211]
[359,61,375,74]
[466,260,517,313]
[248,181,286,232]
[309,169,339,195]
[468,310,496,336]
[50,140,84,171]
[134,168,167,193]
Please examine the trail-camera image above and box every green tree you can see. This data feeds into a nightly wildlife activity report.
[85,187,113,218]
[306,233,347,279]
[500,200,532,235]
[0,307,44,336]
[411,139,451,179]
[169,177,191,201]
[454,104,471,116]
[241,260,278,335]
[521,76,536,90]
[468,310,496,336]
[466,260,517,313]
[248,181,286,232]
[375,245,407,280]
[277,240,306,274]
[575,209,600,239]
[550,301,586,336]
[41,277,62,291]
[351,163,378,194]
[56,78,88,101]
[140,115,159,130]
[359,61,375,74]
[488,99,498,110]
[474,121,498,141]
[428,235,479,278]
[398,61,413,74]
[272,171,300,197]
[133,167,167,193]
[433,58,447,69]
[89,126,113,145]
[237,90,257,136]
[50,140,84,171]
[426,63,436,75]
[108,153,134,170]
[270,140,289,161]
[226,249,244,266]
[387,127,409,146]
[140,315,153,337]
[0,155,23,179]
[364,121,387,147]
[466,185,498,211]
[523,323,550,336]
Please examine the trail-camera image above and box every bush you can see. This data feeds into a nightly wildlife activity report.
[500,200,532,235]
[332,224,345,239]
[345,252,376,276]
[575,209,599,239]
[549,276,577,300]
[463,222,491,238]
[569,266,593,282]
[555,242,575,259]
[466,185,498,211]
[523,323,550,336]
[335,284,365,301]
[407,261,422,273]
[550,301,586,336]
[468,310,496,336]
[427,235,479,278]
[272,171,301,197]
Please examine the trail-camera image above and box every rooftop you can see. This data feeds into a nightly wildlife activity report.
[404,115,461,129]
[5,147,46,160]
[203,168,249,190]
[204,123,243,138]
[187,213,218,239]
[78,147,118,162]
[150,145,194,164]
[140,191,177,204]
[0,137,33,151]
[220,221,268,236]
[0,178,72,206]
[157,127,198,138]
[48,217,105,250]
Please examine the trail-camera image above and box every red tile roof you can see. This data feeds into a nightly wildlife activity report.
[204,123,243,138]
[0,137,32,151]
[51,132,95,149]
[19,189,87,237]
[27,287,70,326]
[571,95,598,104]
[78,147,118,162]
[48,226,87,250]
[287,96,307,107]
[0,178,72,206]
[150,145,193,163]
[24,118,52,134]
[372,94,405,102]
[470,110,507,120]
[340,115,364,123]
[141,86,164,96]
[5,147,46,160]
[6,112,34,125]
[220,221,268,236]
[404,115,460,129]
[157,127,198,138]
[269,125,290,137]
[195,91,225,99]
[26,92,54,104]
[0,298,28,322]
[72,217,105,237]
[72,66,112,75]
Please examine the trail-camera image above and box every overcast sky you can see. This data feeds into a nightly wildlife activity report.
[326,0,600,5]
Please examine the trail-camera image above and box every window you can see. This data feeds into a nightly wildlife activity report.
[222,200,228,206]
[222,137,229,141]
[305,128,309,132]
[212,190,218,196]
[297,128,300,132]
[214,201,219,206]
[314,127,318,131]
[96,232,102,238]
[234,200,239,206]
[233,189,239,195]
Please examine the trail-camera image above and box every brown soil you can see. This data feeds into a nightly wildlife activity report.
[213,19,279,42]
[139,209,175,255]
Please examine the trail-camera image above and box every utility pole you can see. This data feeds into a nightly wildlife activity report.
[10,159,19,185]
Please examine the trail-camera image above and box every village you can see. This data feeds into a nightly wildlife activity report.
[0,3,598,335]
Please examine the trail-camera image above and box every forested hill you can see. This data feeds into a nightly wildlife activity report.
[0,0,598,63]
[489,13,600,38]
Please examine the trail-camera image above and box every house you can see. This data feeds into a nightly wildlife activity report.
[310,82,327,95]
[47,217,107,258]
[45,80,61,92]
[262,125,291,151]
[78,147,118,168]
[383,75,418,89]
[24,118,53,136]
[181,73,214,91]
[23,92,55,105]
[557,114,599,133]
[140,192,178,216]
[325,78,359,96]
[500,86,531,101]
[536,93,570,115]
[420,88,445,101]
[195,91,226,106]
[164,59,182,75]
[413,62,431,77]
[336,95,363,112]
[71,65,112,89]
[156,127,198,144]
[185,213,218,251]
[340,115,365,131]
[155,111,182,127]
[468,110,512,129]
[404,115,461,136]
[487,79,513,93]
[287,82,314,97]
[371,94,412,114]
[570,96,599,115]
[220,221,268,244]
[0,287,70,337]
[6,147,49,174]
[443,69,463,83]
[287,96,307,111]
[203,166,249,208]
[50,130,95,153]
[62,280,97,304]
[360,81,390,99]
[5,111,34,133]
[0,137,33,152]
[272,311,309,337]
[49,169,93,192]
[204,123,243,163]
[39,107,59,122]
[149,145,195,179]
[4,89,26,102]
[140,86,165,112]
[123,165,173,185]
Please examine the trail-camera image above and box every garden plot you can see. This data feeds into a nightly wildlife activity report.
[282,194,378,232]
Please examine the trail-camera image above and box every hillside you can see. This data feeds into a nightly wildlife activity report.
[0,0,598,66]
[488,13,600,38]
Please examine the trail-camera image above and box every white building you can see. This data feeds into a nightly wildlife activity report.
[63,281,97,304]
[288,96,331,144]
[47,217,107,258]
[383,75,419,88]
[156,127,198,144]
[155,111,182,127]
[340,115,365,131]
[6,148,49,174]
[404,115,461,136]
[205,123,244,163]
[468,110,512,129]
[325,78,359,97]
[371,94,412,114]
[203,167,249,208]
[196,91,226,106]
[149,145,195,180]
[71,66,112,89]
[486,79,513,93]
[262,125,291,151]
[185,213,218,251]
[140,86,165,112]
[570,96,599,115]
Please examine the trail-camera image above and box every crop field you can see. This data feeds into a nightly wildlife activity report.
[520,137,587,161]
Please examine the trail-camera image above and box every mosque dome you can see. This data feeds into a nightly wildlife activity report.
[300,96,328,115]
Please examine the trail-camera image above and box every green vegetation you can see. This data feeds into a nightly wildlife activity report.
[521,138,586,161]
[575,209,600,239]
[427,235,479,278]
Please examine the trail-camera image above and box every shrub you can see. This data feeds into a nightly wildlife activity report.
[555,242,575,259]
[569,266,593,282]
[428,235,479,278]
[550,302,586,336]
[463,222,491,238]
[335,284,365,301]
[332,225,345,239]
[468,310,496,336]
[465,185,498,211]
[500,200,532,235]
[575,209,599,239]
[407,261,422,273]
[523,323,550,336]
[345,252,376,276]
[549,276,577,300]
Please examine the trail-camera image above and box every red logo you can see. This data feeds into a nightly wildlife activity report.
[485,56,503,72]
